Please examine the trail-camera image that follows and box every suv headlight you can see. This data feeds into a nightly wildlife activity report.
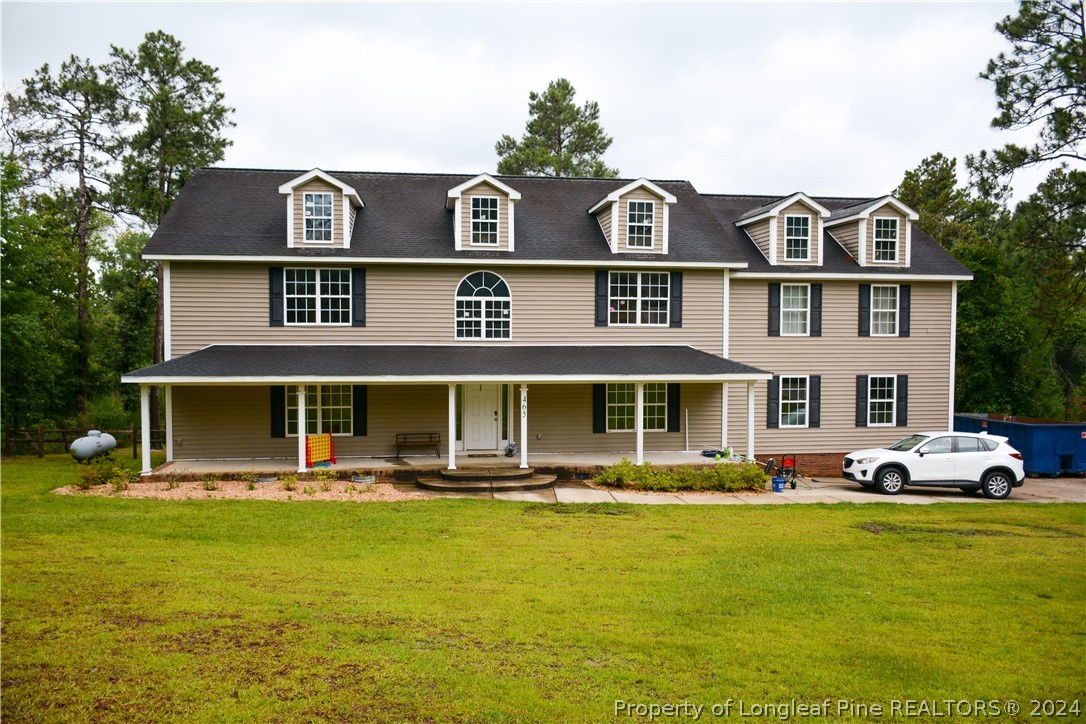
[856,456,879,465]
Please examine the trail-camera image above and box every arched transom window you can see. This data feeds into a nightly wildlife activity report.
[455,271,511,339]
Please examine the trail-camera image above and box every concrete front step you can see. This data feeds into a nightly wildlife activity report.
[417,474,556,493]
[439,467,535,482]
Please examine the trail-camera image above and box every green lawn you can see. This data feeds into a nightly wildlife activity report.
[3,456,1084,722]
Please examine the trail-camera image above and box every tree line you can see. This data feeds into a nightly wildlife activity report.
[3,31,234,430]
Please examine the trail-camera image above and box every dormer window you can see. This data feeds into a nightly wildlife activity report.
[304,192,333,242]
[626,200,654,248]
[784,215,810,261]
[874,217,898,261]
[471,197,499,245]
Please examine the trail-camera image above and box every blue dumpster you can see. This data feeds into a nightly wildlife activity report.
[955,414,1086,476]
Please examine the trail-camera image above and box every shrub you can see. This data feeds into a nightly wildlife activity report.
[75,455,137,492]
[281,475,297,492]
[302,484,316,496]
[201,473,219,491]
[313,468,339,482]
[592,458,767,493]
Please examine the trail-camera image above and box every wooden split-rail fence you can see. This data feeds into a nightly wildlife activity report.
[3,426,166,458]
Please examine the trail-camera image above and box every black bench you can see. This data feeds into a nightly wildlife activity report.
[395,432,441,459]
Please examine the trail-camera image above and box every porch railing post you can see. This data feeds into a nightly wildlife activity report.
[635,383,644,465]
[721,383,729,452]
[140,386,152,475]
[447,384,457,471]
[519,384,528,470]
[297,387,307,474]
[746,382,756,461]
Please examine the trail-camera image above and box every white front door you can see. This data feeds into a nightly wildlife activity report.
[464,384,500,450]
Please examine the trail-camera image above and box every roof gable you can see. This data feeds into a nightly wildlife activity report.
[446,173,522,210]
[826,195,918,226]
[735,192,830,226]
[278,168,363,207]
[588,178,677,214]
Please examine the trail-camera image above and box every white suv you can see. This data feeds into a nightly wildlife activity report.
[842,432,1026,499]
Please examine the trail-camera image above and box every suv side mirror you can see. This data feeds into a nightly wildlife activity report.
[917,447,930,457]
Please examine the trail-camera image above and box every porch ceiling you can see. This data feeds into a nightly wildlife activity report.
[121,344,771,385]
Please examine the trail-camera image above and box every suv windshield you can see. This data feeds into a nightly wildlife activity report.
[888,434,929,452]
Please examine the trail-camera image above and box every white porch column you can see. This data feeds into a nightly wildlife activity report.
[447,384,457,471]
[746,382,756,461]
[519,384,529,469]
[721,383,729,452]
[635,382,645,465]
[139,385,152,475]
[296,387,307,473]
[165,384,174,462]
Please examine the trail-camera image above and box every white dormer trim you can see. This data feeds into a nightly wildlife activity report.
[453,197,463,251]
[587,178,677,215]
[445,173,522,210]
[609,201,618,253]
[734,192,831,228]
[279,168,364,248]
[823,195,919,227]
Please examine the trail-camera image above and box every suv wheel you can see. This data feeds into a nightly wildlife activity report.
[875,467,905,495]
[981,471,1013,500]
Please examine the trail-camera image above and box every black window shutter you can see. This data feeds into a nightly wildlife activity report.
[353,385,368,436]
[669,272,683,328]
[269,267,284,327]
[767,376,780,429]
[899,284,911,337]
[592,384,607,433]
[595,271,609,327]
[858,284,871,337]
[270,386,286,438]
[896,375,909,427]
[809,375,821,428]
[856,375,869,427]
[768,283,781,337]
[352,268,366,327]
[811,283,823,337]
[666,383,680,432]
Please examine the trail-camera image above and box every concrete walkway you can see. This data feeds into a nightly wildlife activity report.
[396,476,1086,504]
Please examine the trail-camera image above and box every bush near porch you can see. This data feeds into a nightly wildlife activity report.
[592,457,768,492]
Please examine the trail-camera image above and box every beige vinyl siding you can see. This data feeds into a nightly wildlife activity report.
[293,180,345,247]
[776,202,819,265]
[461,181,510,251]
[596,204,613,248]
[171,383,724,459]
[616,189,666,253]
[828,221,860,260]
[743,219,771,260]
[726,279,954,452]
[347,204,357,244]
[867,204,907,266]
[170,263,726,356]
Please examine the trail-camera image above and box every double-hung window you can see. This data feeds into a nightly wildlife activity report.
[304,193,333,242]
[784,215,810,261]
[284,268,351,325]
[874,218,898,261]
[286,384,353,435]
[606,383,666,432]
[868,375,897,426]
[609,271,668,326]
[626,200,654,248]
[779,376,809,427]
[455,271,511,339]
[781,284,809,335]
[871,285,899,336]
[471,197,499,245]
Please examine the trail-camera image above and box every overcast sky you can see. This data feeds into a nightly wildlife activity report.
[3,1,1038,198]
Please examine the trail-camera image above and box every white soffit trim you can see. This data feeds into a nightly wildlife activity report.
[735,192,831,227]
[446,173,522,210]
[122,372,774,385]
[144,254,750,270]
[825,194,919,227]
[278,168,363,208]
[587,178,678,214]
[731,271,973,281]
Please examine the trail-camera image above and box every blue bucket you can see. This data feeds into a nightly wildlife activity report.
[772,477,785,493]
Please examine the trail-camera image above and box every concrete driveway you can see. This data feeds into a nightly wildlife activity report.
[400,476,1086,504]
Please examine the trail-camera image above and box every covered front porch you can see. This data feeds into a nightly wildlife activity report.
[122,344,771,477]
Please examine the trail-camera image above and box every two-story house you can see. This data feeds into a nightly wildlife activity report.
[122,168,971,475]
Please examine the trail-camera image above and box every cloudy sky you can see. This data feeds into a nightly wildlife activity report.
[3,1,1035,198]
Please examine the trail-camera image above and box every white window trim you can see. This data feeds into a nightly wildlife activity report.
[286,384,354,437]
[470,195,501,246]
[872,216,899,263]
[779,375,809,429]
[780,283,810,337]
[454,271,512,341]
[870,284,899,337]
[284,268,353,327]
[625,199,655,249]
[606,382,667,433]
[867,374,897,427]
[783,214,811,261]
[608,271,670,327]
[303,192,334,244]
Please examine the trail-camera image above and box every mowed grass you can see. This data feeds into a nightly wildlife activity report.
[2,456,1084,722]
